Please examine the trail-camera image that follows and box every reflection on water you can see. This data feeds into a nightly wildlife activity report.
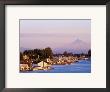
[21,60,91,73]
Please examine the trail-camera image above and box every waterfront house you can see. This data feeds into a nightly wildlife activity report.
[38,61,47,67]
[46,58,53,63]
[33,61,51,70]
[20,64,29,71]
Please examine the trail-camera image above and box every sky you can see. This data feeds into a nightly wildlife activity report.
[20,19,91,53]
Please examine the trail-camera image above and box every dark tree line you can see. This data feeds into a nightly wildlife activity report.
[20,47,53,62]
[20,47,91,62]
[54,50,91,57]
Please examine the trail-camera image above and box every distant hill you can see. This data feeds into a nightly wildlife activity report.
[53,39,90,54]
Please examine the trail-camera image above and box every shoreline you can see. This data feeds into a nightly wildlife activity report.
[20,59,91,72]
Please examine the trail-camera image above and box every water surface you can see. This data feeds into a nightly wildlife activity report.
[21,60,91,73]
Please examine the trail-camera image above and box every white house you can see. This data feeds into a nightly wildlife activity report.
[38,61,50,68]
[20,64,29,71]
[32,61,51,70]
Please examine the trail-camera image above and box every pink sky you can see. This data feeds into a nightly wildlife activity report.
[20,19,91,50]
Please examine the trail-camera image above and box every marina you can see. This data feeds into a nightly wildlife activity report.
[20,59,91,73]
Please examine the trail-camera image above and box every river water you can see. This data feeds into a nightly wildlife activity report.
[21,60,91,73]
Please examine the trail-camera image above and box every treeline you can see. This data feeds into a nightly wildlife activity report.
[54,51,73,57]
[54,50,91,57]
[20,47,91,62]
[20,47,53,61]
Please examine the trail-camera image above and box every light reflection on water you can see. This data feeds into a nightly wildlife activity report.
[21,60,91,73]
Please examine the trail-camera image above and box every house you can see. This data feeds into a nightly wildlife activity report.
[20,64,29,71]
[38,61,51,68]
[33,61,51,70]
[46,58,53,64]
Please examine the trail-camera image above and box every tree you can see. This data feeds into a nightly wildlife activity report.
[44,47,53,58]
[23,50,28,55]
[22,47,53,63]
[63,51,68,56]
[20,52,23,61]
[88,50,91,57]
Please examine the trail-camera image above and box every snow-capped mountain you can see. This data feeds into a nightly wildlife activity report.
[53,39,90,54]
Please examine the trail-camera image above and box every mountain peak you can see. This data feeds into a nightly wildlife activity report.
[74,38,82,42]
[73,38,85,44]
